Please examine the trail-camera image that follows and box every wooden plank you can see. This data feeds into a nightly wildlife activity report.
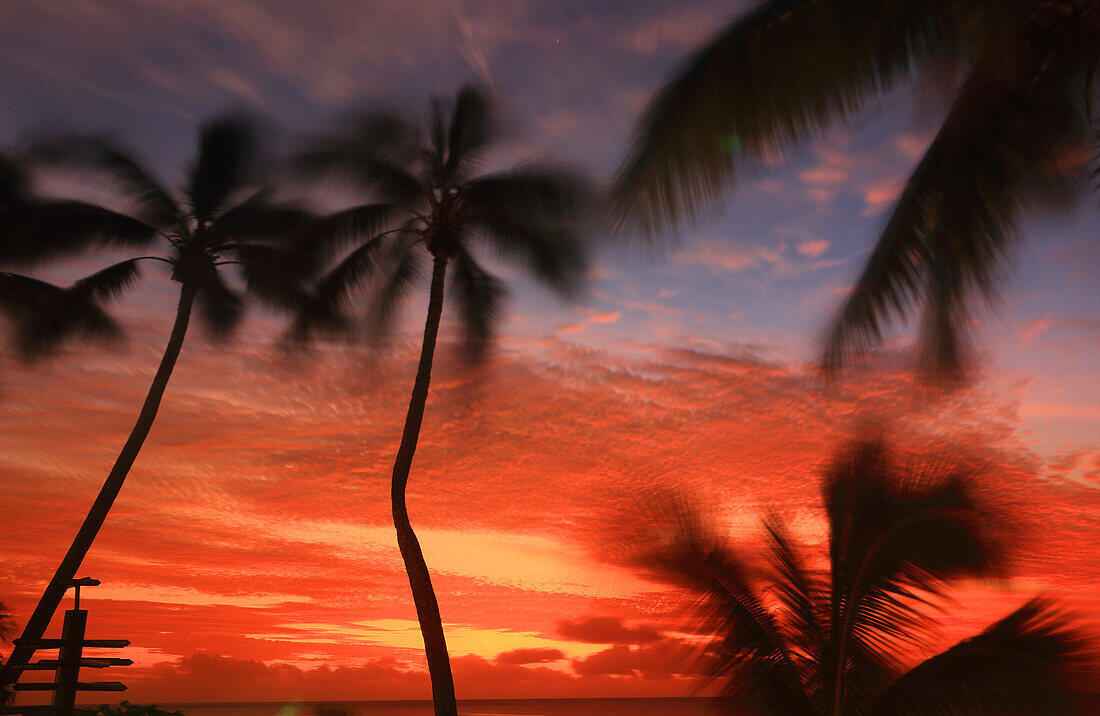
[75,681,127,691]
[12,638,129,649]
[13,681,60,690]
[12,680,126,692]
[22,660,59,669]
[81,657,133,667]
[0,708,95,714]
[81,639,129,648]
[26,657,133,669]
[12,637,62,648]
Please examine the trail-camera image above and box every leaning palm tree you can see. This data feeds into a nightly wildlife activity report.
[292,85,594,715]
[642,437,1095,715]
[613,1,1099,381]
[0,116,314,691]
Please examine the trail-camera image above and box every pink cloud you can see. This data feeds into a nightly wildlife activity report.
[676,240,785,275]
[799,166,848,185]
[861,176,906,216]
[556,310,621,335]
[797,239,830,257]
[1017,314,1051,348]
[893,132,934,160]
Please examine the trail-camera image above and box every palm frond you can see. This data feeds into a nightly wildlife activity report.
[349,112,424,168]
[0,152,32,208]
[365,225,425,342]
[428,98,448,184]
[0,271,57,320]
[286,231,394,345]
[764,516,827,704]
[464,165,594,295]
[71,258,142,302]
[29,136,179,228]
[444,84,493,183]
[230,243,309,310]
[0,201,155,267]
[823,437,1007,711]
[285,291,353,347]
[826,437,1005,601]
[212,197,316,248]
[292,139,425,206]
[295,203,402,270]
[642,500,816,715]
[0,272,123,362]
[870,598,1097,715]
[315,233,388,311]
[449,246,507,361]
[186,115,257,225]
[824,3,1094,382]
[195,270,243,340]
[611,0,967,238]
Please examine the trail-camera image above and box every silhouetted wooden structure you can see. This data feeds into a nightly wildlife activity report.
[1,579,130,716]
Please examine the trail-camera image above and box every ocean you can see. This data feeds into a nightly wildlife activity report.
[155,699,728,716]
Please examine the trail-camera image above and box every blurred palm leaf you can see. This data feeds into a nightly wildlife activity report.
[0,259,139,361]
[186,115,256,224]
[870,598,1096,715]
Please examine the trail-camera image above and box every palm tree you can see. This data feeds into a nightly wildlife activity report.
[641,437,1095,715]
[612,1,1099,381]
[0,116,314,692]
[292,85,595,715]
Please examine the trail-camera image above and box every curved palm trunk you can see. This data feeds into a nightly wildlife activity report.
[0,285,197,693]
[391,253,457,716]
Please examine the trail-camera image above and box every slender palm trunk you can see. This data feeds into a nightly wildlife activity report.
[0,285,197,693]
[391,253,457,716]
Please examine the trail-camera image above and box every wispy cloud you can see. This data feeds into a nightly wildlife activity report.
[557,310,621,335]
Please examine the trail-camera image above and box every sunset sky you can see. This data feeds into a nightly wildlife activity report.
[1,0,1098,704]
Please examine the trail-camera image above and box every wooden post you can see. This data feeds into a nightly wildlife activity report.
[52,609,86,716]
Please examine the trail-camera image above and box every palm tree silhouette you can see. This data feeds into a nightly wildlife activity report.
[292,85,595,715]
[0,115,313,691]
[642,438,1095,715]
[612,1,1098,381]
[1,150,156,358]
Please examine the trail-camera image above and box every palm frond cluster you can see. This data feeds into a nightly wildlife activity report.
[614,0,1100,382]
[643,438,1096,715]
[290,85,594,359]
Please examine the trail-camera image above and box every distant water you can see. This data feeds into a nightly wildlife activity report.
[158,698,730,716]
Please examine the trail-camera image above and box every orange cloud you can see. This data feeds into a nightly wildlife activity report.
[556,310,621,335]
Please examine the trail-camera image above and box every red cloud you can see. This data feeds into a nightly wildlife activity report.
[496,648,565,665]
[556,616,663,645]
[572,638,703,678]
